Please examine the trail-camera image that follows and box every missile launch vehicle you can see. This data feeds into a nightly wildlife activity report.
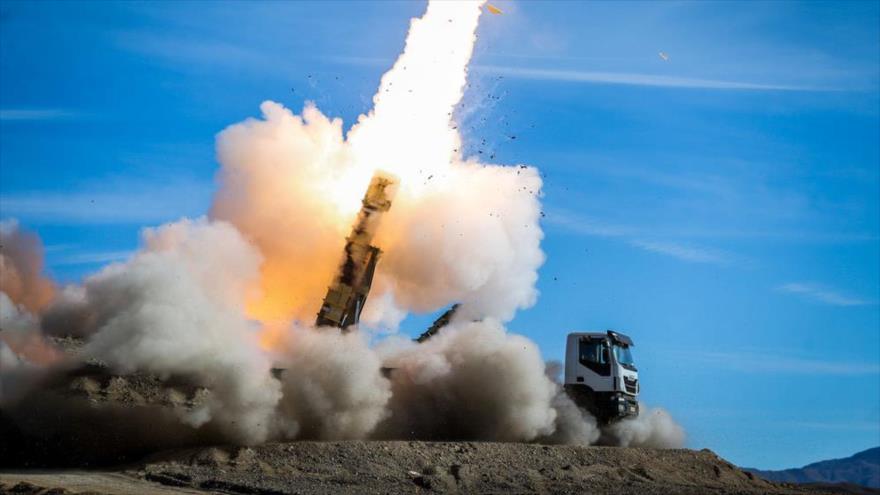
[316,172,639,423]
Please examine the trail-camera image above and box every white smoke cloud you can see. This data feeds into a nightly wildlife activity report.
[543,391,603,445]
[539,361,602,445]
[210,102,544,327]
[40,285,95,338]
[377,164,543,322]
[0,292,61,404]
[377,319,558,441]
[210,102,354,325]
[605,405,686,448]
[0,291,38,334]
[275,326,391,440]
[74,218,282,444]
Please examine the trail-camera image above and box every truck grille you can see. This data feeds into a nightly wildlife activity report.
[624,377,638,394]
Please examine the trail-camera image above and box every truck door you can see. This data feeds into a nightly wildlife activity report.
[579,338,611,377]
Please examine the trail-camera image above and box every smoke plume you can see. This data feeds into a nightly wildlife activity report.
[210,0,543,329]
[376,319,557,441]
[0,219,55,313]
[0,221,61,383]
[50,218,281,444]
[0,292,59,404]
[275,327,391,440]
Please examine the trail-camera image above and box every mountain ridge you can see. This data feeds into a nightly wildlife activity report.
[746,447,879,489]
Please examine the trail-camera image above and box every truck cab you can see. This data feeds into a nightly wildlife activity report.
[564,330,639,423]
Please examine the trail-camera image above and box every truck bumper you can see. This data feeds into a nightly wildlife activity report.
[564,385,639,423]
[613,393,639,419]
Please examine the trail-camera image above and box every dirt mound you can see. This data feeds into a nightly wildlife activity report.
[1,442,840,494]
[130,441,831,495]
[1,348,219,468]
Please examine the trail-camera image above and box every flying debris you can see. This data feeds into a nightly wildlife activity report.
[486,4,503,15]
[658,51,669,61]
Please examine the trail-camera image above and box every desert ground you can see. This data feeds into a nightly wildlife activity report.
[3,440,857,495]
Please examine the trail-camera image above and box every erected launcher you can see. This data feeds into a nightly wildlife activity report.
[316,172,398,331]
[415,304,459,343]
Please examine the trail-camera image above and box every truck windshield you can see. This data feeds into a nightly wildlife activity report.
[613,345,635,366]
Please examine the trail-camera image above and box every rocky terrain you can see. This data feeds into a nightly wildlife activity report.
[0,441,858,495]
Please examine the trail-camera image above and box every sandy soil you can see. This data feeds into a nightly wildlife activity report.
[1,441,847,495]
[0,472,204,495]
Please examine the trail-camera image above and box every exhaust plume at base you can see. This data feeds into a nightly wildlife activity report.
[376,320,557,441]
[275,327,391,440]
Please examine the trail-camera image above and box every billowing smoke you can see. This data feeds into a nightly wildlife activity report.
[604,406,687,448]
[37,219,282,444]
[211,0,543,328]
[0,291,59,404]
[544,392,603,445]
[0,219,55,313]
[0,292,60,367]
[275,327,391,440]
[39,285,94,338]
[376,319,557,441]
[1,0,684,464]
[539,361,602,445]
[536,362,685,448]
[0,220,60,379]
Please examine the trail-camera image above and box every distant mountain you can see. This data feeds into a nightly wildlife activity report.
[746,447,879,489]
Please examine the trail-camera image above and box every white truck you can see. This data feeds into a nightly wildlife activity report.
[564,330,639,423]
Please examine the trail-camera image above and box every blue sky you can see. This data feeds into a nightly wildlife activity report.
[1,0,878,470]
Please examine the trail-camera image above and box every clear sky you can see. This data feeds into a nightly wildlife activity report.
[1,0,878,470]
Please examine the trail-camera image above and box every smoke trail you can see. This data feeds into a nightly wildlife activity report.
[348,0,484,183]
